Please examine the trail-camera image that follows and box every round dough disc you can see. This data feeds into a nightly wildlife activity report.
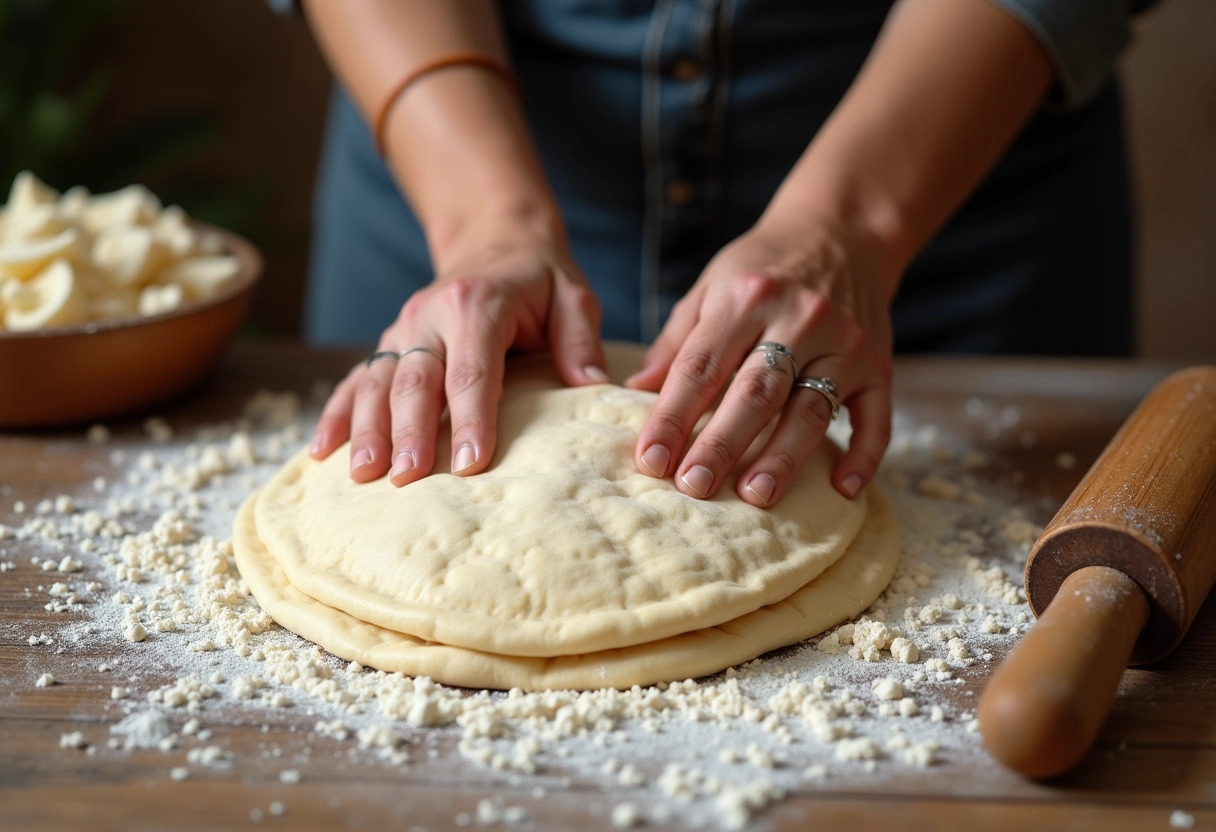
[233,485,900,691]
[250,344,870,658]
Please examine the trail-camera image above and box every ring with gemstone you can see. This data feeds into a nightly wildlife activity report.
[792,376,841,420]
[752,341,798,377]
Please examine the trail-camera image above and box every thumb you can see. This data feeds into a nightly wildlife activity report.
[548,276,608,386]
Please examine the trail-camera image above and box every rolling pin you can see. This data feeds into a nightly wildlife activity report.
[979,365,1216,778]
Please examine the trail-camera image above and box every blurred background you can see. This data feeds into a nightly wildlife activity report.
[4,0,1212,359]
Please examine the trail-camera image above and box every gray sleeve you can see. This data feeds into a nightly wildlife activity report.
[987,0,1152,108]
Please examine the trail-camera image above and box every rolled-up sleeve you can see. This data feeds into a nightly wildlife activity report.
[987,0,1156,108]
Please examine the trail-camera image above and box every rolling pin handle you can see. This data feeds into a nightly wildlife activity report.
[979,565,1150,779]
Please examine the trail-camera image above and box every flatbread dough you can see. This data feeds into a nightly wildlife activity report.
[252,346,867,657]
[233,343,901,689]
[234,487,899,691]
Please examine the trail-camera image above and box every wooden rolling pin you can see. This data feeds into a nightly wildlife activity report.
[980,365,1216,778]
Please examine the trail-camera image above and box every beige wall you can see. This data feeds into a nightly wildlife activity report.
[1122,0,1216,361]
[87,0,1216,360]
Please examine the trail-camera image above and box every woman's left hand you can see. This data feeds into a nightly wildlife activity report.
[625,214,898,507]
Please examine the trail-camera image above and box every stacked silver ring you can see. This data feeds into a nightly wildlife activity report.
[792,376,841,420]
[753,341,798,377]
[365,346,446,368]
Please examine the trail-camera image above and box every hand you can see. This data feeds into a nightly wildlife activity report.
[625,215,896,507]
[310,214,608,484]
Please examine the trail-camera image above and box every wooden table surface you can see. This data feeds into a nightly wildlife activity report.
[1,342,1213,831]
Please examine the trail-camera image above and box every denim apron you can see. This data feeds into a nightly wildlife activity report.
[305,0,1133,356]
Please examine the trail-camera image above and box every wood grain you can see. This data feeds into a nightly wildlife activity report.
[1,343,1213,831]
[1026,365,1216,663]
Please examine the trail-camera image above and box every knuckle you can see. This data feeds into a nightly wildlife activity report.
[648,408,690,442]
[573,298,602,328]
[695,433,736,468]
[390,369,429,399]
[767,449,798,478]
[733,272,782,308]
[439,276,487,310]
[790,392,832,434]
[568,283,600,314]
[794,289,830,324]
[398,293,428,325]
[731,370,787,415]
[392,424,431,450]
[355,375,388,402]
[446,362,489,396]
[349,429,383,448]
[674,347,726,389]
[842,322,869,357]
[450,417,490,444]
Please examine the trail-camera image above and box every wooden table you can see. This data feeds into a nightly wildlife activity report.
[1,342,1213,831]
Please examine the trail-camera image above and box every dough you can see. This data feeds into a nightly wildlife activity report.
[234,343,901,689]
[253,346,868,657]
[234,487,899,691]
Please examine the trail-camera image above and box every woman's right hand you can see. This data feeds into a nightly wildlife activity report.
[309,212,608,486]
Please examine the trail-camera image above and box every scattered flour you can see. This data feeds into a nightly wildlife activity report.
[0,389,1052,829]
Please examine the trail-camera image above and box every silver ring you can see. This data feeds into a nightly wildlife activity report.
[792,376,842,420]
[365,351,401,368]
[364,346,446,369]
[752,341,798,377]
[398,346,445,366]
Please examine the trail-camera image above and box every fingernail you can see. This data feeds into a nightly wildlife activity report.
[842,473,863,498]
[350,447,373,472]
[310,433,324,456]
[453,443,478,473]
[681,464,713,497]
[745,473,776,506]
[640,444,670,477]
[583,365,609,383]
[390,451,415,479]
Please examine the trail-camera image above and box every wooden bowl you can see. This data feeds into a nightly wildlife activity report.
[0,225,262,428]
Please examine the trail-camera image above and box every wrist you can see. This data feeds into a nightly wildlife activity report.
[427,193,565,275]
[758,159,914,299]
[757,182,908,304]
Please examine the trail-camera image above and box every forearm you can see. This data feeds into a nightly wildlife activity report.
[763,0,1053,298]
[301,0,561,268]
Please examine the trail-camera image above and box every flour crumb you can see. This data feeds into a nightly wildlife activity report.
[35,672,55,687]
[872,678,904,701]
[185,745,232,768]
[903,740,940,767]
[1169,810,1195,829]
[917,475,962,501]
[59,731,87,749]
[889,637,919,663]
[611,802,641,828]
[835,738,882,762]
[111,711,174,750]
